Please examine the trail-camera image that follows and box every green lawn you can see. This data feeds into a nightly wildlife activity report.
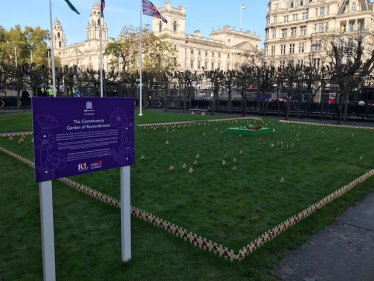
[0,109,228,132]
[1,112,374,280]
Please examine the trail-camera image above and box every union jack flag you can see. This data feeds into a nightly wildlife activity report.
[101,0,105,17]
[142,0,168,23]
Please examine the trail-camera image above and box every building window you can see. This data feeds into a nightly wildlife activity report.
[57,32,60,38]
[205,62,207,69]
[274,3,278,10]
[302,12,308,19]
[284,15,289,22]
[349,22,354,32]
[218,63,220,69]
[301,26,307,36]
[286,2,289,9]
[173,21,177,32]
[314,40,321,51]
[348,38,353,48]
[351,2,356,12]
[273,16,277,24]
[211,62,214,70]
[319,23,324,33]
[59,41,61,48]
[298,43,304,53]
[313,58,321,68]
[205,51,208,56]
[191,60,194,68]
[198,49,201,55]
[159,21,162,32]
[227,63,230,70]
[227,53,230,58]
[289,44,295,54]
[327,6,330,15]
[218,53,221,58]
[271,46,275,55]
[358,21,364,31]
[212,52,214,57]
[320,7,325,16]
[198,61,201,68]
[338,40,344,51]
[272,29,276,38]
[173,45,177,50]
[297,59,304,66]
[293,14,298,21]
[291,27,296,37]
[282,29,287,38]
[191,49,194,54]
[280,44,286,54]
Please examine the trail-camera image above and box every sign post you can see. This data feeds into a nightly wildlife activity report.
[120,166,131,261]
[39,180,56,281]
[32,97,134,279]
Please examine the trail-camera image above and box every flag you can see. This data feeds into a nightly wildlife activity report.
[64,0,80,14]
[101,0,105,17]
[241,4,246,9]
[142,0,168,23]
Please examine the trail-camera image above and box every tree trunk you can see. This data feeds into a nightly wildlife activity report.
[228,90,232,114]
[241,93,245,117]
[16,89,21,110]
[285,95,291,120]
[343,94,349,122]
[164,88,168,112]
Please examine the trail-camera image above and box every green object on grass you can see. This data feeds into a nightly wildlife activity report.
[226,124,272,136]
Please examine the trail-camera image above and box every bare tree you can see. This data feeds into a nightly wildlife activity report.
[234,64,256,117]
[324,27,374,123]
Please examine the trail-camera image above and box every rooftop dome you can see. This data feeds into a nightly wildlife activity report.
[53,18,61,26]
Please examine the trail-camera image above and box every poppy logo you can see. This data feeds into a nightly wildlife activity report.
[78,163,88,171]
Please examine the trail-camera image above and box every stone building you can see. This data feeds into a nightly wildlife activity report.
[55,0,261,72]
[264,0,374,67]
[52,0,113,70]
[152,1,262,72]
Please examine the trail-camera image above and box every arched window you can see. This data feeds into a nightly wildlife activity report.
[98,19,100,26]
[173,21,177,32]
[57,32,60,38]
[159,21,162,32]
[351,2,356,11]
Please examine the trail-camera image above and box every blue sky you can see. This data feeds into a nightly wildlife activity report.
[2,0,267,47]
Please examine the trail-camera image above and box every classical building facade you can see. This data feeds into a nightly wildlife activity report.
[152,1,261,72]
[55,0,261,72]
[264,0,374,67]
[52,0,113,70]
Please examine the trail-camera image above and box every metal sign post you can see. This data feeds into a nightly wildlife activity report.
[39,180,56,281]
[120,166,131,261]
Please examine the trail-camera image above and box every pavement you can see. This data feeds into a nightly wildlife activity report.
[2,107,374,280]
[272,193,374,281]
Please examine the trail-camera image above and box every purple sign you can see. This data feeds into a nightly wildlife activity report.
[32,97,134,182]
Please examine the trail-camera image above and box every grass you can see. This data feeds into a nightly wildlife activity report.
[1,111,374,280]
[0,109,228,132]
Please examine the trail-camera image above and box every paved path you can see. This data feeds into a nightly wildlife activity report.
[272,193,374,281]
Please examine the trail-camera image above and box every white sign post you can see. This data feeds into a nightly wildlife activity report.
[120,166,131,261]
[39,180,56,281]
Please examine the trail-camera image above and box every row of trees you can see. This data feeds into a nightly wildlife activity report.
[2,25,374,124]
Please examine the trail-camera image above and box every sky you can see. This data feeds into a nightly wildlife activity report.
[1,0,268,48]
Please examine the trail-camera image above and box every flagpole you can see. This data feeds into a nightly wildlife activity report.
[139,0,143,116]
[49,0,57,97]
[100,10,103,98]
[240,6,242,31]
